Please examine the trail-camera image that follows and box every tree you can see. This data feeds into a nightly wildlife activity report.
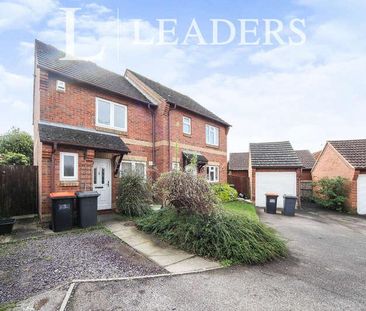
[0,128,33,165]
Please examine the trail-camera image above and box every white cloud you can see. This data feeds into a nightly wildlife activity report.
[0,65,33,133]
[0,0,58,31]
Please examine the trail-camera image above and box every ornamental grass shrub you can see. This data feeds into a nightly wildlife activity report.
[136,208,287,264]
[152,171,217,215]
[116,173,152,217]
[211,183,238,203]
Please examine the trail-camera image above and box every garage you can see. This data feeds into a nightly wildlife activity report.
[357,174,366,215]
[255,172,297,208]
[249,141,302,208]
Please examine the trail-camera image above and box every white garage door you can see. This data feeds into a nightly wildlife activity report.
[255,172,297,208]
[357,174,366,215]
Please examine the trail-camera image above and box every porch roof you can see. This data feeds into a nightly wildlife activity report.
[39,122,130,153]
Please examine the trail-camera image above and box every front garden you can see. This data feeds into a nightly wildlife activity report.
[117,171,287,265]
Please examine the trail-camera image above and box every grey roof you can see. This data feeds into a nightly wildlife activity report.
[229,152,249,170]
[328,139,366,169]
[35,40,152,105]
[127,70,230,127]
[295,150,316,169]
[250,141,302,168]
[39,123,129,153]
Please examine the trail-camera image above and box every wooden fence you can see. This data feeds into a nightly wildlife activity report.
[228,175,250,198]
[300,181,313,201]
[0,165,38,217]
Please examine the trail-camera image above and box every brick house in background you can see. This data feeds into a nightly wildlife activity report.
[228,152,250,197]
[295,150,315,181]
[33,40,230,220]
[312,140,366,214]
[249,141,302,208]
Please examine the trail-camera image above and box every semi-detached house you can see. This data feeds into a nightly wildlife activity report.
[33,40,230,220]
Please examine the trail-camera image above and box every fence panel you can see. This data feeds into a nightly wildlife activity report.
[228,175,250,198]
[0,165,38,217]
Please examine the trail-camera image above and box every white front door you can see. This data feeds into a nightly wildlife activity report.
[357,174,366,215]
[255,172,297,208]
[93,158,112,210]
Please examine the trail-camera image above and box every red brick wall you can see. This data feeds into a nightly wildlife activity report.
[168,107,228,182]
[312,143,356,210]
[36,69,229,219]
[40,71,153,142]
[40,144,95,219]
[300,169,312,181]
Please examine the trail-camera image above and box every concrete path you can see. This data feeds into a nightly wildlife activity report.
[104,221,221,273]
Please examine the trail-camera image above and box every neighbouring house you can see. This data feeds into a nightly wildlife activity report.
[33,40,230,220]
[312,139,366,214]
[296,150,316,181]
[313,150,321,161]
[295,150,316,200]
[228,152,250,197]
[249,141,302,208]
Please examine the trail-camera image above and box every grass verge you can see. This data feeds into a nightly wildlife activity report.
[136,208,287,265]
[222,200,258,221]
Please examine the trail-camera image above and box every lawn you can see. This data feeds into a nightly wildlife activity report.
[222,200,258,221]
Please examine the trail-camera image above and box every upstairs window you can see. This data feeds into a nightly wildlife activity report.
[96,98,127,131]
[183,117,191,135]
[60,152,78,181]
[206,125,219,146]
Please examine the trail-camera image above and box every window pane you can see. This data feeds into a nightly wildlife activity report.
[101,168,105,184]
[98,100,110,125]
[63,155,75,177]
[135,163,145,177]
[121,162,132,175]
[183,123,190,134]
[114,105,125,129]
[93,168,97,184]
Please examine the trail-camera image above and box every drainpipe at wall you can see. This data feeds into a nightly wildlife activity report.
[148,104,157,180]
[51,143,57,193]
[167,103,177,172]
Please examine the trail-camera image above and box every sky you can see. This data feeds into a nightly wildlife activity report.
[0,0,365,153]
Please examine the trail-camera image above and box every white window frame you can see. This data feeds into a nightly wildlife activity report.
[206,165,219,183]
[205,125,219,146]
[95,97,127,131]
[119,160,146,179]
[60,152,78,181]
[183,116,191,135]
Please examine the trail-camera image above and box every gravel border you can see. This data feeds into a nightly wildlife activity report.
[0,229,166,304]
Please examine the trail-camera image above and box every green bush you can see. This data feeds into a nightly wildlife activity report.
[0,128,33,165]
[0,152,29,165]
[116,173,152,217]
[313,177,350,211]
[137,208,287,264]
[211,183,238,203]
[153,171,217,215]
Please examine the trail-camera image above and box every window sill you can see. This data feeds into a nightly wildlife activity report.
[95,126,127,136]
[206,144,220,149]
[183,133,192,138]
[60,181,79,187]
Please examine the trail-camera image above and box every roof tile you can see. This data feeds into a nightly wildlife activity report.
[35,40,152,105]
[229,152,249,170]
[250,141,302,168]
[329,139,366,169]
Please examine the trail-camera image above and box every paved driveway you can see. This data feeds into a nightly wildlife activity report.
[66,208,366,310]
